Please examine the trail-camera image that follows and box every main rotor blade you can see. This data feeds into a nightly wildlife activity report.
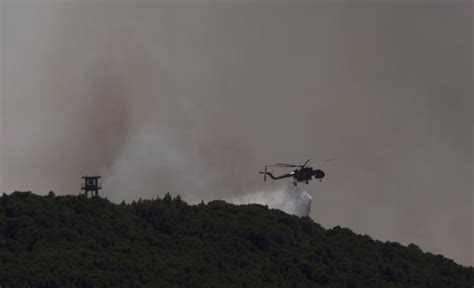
[272,163,300,167]
[312,158,336,166]
[301,159,311,168]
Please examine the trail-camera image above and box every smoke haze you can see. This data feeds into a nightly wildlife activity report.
[1,2,472,265]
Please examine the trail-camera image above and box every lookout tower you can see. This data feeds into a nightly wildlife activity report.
[81,176,102,198]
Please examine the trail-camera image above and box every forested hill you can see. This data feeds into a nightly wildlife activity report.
[0,192,472,287]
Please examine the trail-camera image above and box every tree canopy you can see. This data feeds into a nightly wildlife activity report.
[0,191,472,287]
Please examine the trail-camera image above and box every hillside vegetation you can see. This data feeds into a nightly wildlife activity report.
[0,191,472,287]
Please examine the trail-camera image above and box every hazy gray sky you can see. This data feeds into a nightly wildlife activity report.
[1,1,472,266]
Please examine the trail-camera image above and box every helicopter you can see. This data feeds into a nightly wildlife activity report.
[259,159,334,186]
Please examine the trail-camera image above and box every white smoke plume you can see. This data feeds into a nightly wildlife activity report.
[229,185,312,217]
[102,128,214,205]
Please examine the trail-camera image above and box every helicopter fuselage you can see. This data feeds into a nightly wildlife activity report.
[293,167,325,184]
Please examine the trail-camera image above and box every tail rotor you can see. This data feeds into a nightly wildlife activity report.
[259,165,268,181]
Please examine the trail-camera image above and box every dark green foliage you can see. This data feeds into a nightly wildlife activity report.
[0,192,472,287]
